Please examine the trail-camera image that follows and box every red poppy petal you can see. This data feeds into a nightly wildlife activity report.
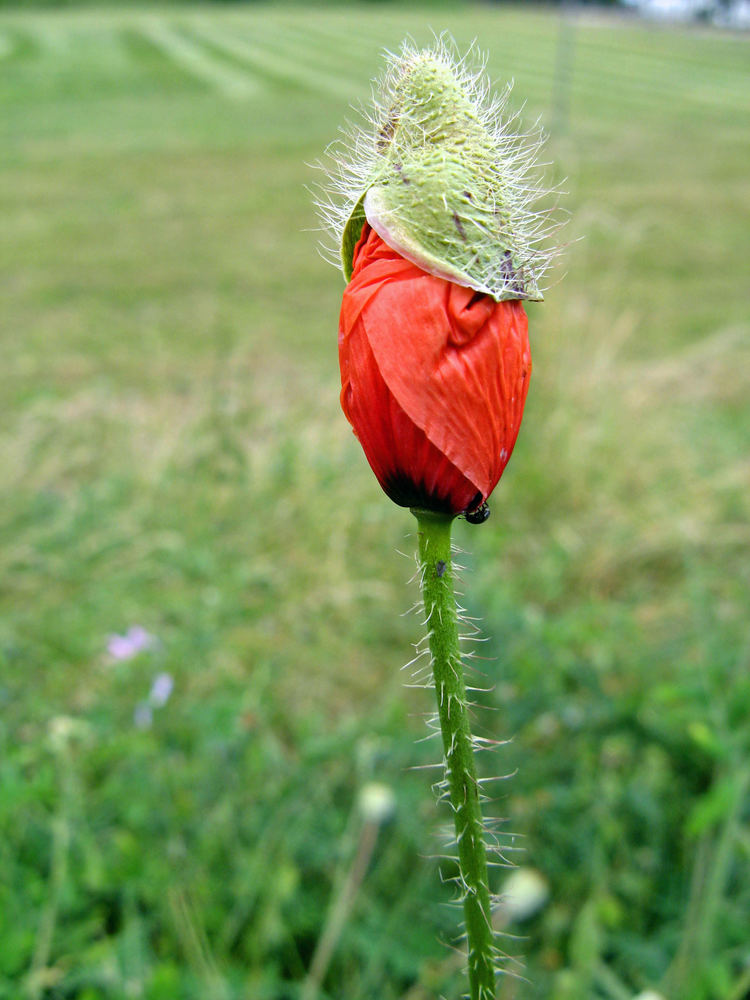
[340,302,480,512]
[342,229,530,497]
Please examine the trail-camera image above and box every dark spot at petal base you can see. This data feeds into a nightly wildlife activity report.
[383,473,458,514]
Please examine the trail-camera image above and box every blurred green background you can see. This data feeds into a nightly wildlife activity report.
[1,4,749,999]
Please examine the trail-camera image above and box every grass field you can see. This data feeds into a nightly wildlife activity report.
[1,5,749,999]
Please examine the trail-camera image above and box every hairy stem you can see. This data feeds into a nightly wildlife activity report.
[413,509,495,1000]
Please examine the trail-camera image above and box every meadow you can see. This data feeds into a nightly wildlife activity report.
[1,4,749,998]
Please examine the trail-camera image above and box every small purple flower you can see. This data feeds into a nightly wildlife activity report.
[107,626,154,661]
[149,672,174,707]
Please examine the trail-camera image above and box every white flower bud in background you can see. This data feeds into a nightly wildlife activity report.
[357,782,396,825]
[496,867,549,923]
[48,715,90,751]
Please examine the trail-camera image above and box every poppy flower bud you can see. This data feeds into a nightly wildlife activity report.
[339,224,531,516]
[318,40,555,517]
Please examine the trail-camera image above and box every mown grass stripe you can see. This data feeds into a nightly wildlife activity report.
[117,25,199,92]
[188,20,367,100]
[0,32,13,58]
[194,18,364,97]
[24,18,73,54]
[240,25,370,92]
[569,59,747,116]
[138,19,261,100]
[260,14,396,68]
[227,15,374,77]
[570,21,750,72]
[572,38,749,108]
[71,24,140,82]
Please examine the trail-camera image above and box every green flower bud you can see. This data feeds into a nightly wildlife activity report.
[319,38,556,302]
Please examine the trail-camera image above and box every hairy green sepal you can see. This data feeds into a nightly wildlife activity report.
[341,51,542,301]
[341,193,368,281]
[413,509,496,1000]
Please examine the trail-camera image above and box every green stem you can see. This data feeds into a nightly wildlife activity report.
[413,509,496,1000]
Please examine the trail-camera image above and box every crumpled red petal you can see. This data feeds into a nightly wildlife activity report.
[339,225,531,514]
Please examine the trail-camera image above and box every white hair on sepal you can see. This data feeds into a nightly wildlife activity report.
[313,34,562,302]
